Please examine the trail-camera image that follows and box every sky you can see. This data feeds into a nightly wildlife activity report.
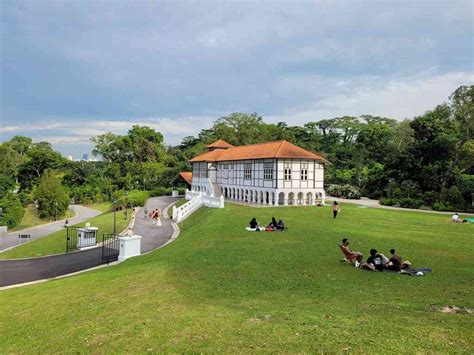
[1,0,473,158]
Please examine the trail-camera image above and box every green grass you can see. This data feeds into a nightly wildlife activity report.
[0,203,472,352]
[166,198,187,218]
[9,205,75,232]
[0,211,131,259]
[85,202,112,213]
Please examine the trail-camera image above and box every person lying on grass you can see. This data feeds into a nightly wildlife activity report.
[277,220,286,231]
[339,238,363,263]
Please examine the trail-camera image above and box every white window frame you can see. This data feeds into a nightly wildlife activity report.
[264,162,273,180]
[284,162,292,181]
[300,162,308,181]
[244,163,252,180]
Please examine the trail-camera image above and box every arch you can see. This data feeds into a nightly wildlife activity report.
[245,189,249,202]
[278,192,285,205]
[208,164,217,183]
[265,191,270,204]
[288,192,295,205]
[297,192,304,205]
[307,192,313,205]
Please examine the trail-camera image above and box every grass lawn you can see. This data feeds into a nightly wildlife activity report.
[166,198,187,218]
[9,205,75,232]
[85,202,112,213]
[0,203,472,352]
[0,211,131,259]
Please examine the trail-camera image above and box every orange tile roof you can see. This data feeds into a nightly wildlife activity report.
[189,140,330,164]
[206,139,234,149]
[179,172,193,185]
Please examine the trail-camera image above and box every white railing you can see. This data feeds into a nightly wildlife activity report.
[173,190,224,223]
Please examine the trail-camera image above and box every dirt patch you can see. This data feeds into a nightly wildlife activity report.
[431,305,473,314]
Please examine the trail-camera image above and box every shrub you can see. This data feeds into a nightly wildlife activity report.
[149,187,173,197]
[432,202,454,212]
[125,190,150,207]
[398,198,424,209]
[326,184,361,199]
[0,193,24,229]
[379,197,398,206]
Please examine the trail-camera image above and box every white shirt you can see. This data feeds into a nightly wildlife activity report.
[452,214,459,222]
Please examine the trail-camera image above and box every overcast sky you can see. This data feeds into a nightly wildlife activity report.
[1,0,473,158]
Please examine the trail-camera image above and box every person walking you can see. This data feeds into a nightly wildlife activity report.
[332,201,340,219]
[143,207,148,220]
[156,208,162,227]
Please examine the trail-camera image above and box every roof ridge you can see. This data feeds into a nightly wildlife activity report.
[274,140,287,157]
[226,140,286,150]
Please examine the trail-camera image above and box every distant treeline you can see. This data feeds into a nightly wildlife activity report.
[1,85,473,226]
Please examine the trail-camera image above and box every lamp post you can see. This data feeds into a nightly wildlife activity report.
[125,191,129,220]
[54,201,58,221]
[113,199,117,236]
[34,200,38,218]
[143,178,146,191]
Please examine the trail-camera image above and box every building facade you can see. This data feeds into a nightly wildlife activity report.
[189,140,329,206]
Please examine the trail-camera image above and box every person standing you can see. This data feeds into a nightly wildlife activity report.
[156,208,162,227]
[143,207,148,220]
[332,201,340,219]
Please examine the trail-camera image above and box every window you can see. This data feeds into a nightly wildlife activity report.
[264,162,273,180]
[301,162,308,181]
[284,162,292,181]
[223,163,229,170]
[244,163,252,179]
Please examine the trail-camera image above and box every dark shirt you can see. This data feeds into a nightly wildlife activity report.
[367,254,384,271]
[389,254,402,271]
[250,220,258,229]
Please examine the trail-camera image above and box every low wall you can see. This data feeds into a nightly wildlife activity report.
[173,191,224,223]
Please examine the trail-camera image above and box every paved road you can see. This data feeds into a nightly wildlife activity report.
[326,197,474,216]
[0,197,179,288]
[0,205,101,252]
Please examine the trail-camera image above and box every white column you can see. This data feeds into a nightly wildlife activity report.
[310,193,316,206]
[273,193,278,206]
[263,191,267,205]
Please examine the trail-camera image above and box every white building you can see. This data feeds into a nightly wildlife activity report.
[189,140,330,206]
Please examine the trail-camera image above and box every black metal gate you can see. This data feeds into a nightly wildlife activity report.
[66,226,78,253]
[102,233,120,264]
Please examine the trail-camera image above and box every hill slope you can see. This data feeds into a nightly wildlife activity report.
[0,203,472,352]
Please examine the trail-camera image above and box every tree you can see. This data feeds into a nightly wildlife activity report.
[34,170,70,219]
[0,193,24,229]
[18,142,65,191]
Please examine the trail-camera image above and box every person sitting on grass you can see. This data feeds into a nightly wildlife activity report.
[360,249,385,271]
[277,219,285,231]
[452,213,461,222]
[339,238,363,263]
[386,248,402,271]
[249,217,258,229]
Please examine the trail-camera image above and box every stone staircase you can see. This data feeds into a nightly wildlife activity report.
[212,182,222,197]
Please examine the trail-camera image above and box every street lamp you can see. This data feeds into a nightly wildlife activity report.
[112,199,117,236]
[143,178,146,191]
[124,191,129,220]
[54,201,58,221]
[34,200,39,218]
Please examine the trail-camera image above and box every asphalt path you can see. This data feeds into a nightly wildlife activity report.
[0,196,179,287]
[0,205,101,252]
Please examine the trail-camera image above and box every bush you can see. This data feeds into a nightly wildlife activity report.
[125,190,150,207]
[326,184,361,199]
[379,197,398,206]
[0,193,24,229]
[398,198,424,209]
[432,202,454,212]
[149,187,173,197]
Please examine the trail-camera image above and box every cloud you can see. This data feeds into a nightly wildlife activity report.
[266,71,473,124]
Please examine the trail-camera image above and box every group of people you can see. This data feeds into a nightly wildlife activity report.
[339,238,410,272]
[143,207,162,228]
[452,213,469,223]
[249,217,286,232]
